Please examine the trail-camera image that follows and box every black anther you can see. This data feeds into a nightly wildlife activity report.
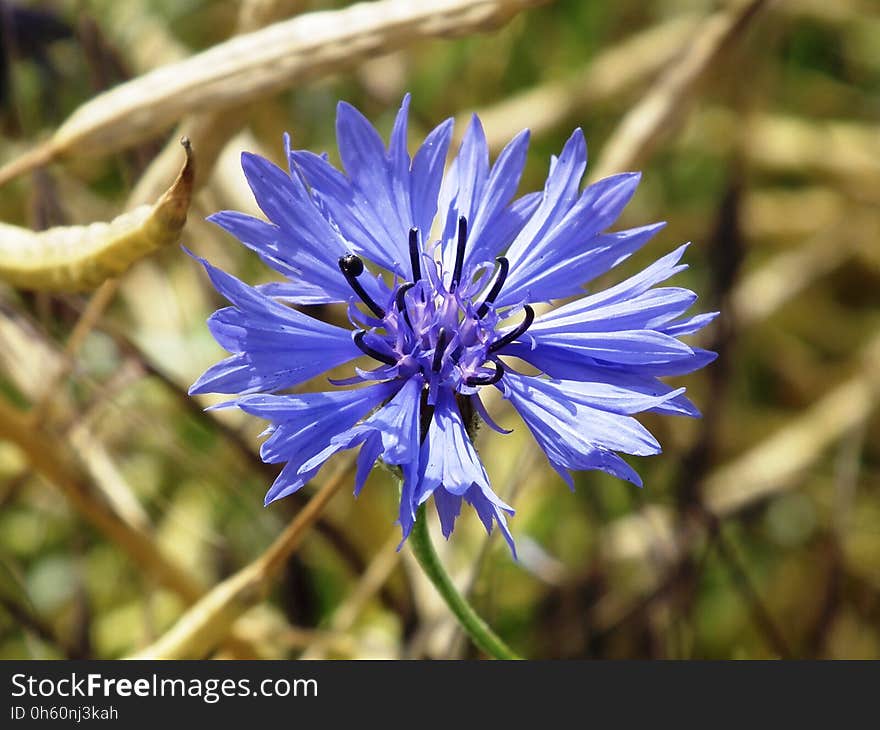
[465,360,505,386]
[353,330,397,366]
[338,254,385,318]
[408,228,422,282]
[488,304,535,353]
[396,283,415,329]
[476,256,509,318]
[432,327,449,372]
[451,216,467,290]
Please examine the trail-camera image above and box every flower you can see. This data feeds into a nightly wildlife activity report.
[190,94,716,555]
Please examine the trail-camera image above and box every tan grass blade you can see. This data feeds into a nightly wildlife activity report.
[0,0,546,188]
[589,0,767,182]
[0,399,203,603]
[471,13,701,152]
[601,331,880,567]
[129,457,354,660]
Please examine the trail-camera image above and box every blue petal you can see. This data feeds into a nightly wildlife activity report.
[501,372,662,488]
[362,375,422,465]
[501,129,588,267]
[190,353,254,395]
[563,243,691,310]
[238,384,397,462]
[416,388,490,499]
[388,93,412,186]
[354,434,384,497]
[504,341,701,417]
[535,378,686,416]
[433,487,462,539]
[499,166,645,305]
[661,311,719,337]
[289,148,402,274]
[423,481,516,555]
[618,347,718,376]
[397,458,421,541]
[410,117,454,244]
[502,222,666,305]
[413,387,516,553]
[254,280,348,305]
[189,256,360,394]
[235,383,398,504]
[514,328,694,366]
[463,484,516,558]
[240,153,349,261]
[336,101,412,271]
[437,115,491,273]
[529,287,698,334]
[290,377,425,533]
[463,129,531,270]
[208,210,354,304]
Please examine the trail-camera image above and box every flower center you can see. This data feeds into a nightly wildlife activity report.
[336,216,534,393]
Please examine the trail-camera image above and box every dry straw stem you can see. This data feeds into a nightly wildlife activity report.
[601,331,880,567]
[0,303,319,658]
[746,114,880,189]
[300,533,402,659]
[126,0,314,207]
[0,399,203,604]
[0,0,546,188]
[471,13,702,152]
[0,140,194,291]
[130,456,354,660]
[588,0,767,182]
[0,302,64,403]
[731,211,876,327]
[688,111,880,194]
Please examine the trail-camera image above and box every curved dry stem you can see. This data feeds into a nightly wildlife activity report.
[0,0,546,188]
[590,0,767,182]
[129,456,354,659]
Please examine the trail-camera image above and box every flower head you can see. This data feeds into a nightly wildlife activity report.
[191,95,716,555]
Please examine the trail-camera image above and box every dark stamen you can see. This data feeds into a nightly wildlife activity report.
[408,228,422,282]
[476,256,509,318]
[432,327,449,372]
[354,330,397,366]
[466,360,505,386]
[395,282,414,312]
[488,304,535,353]
[339,254,385,318]
[451,216,467,290]
[395,282,414,329]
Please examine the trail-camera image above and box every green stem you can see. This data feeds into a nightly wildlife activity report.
[409,503,522,660]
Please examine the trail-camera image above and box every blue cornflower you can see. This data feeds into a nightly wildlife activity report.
[190,95,716,555]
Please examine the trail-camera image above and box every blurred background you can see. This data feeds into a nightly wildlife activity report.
[0,0,878,660]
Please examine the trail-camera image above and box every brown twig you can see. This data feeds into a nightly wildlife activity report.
[130,456,354,659]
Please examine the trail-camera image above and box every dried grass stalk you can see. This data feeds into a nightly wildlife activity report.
[0,399,203,603]
[601,331,880,566]
[471,13,701,152]
[129,457,354,660]
[0,0,545,187]
[589,0,767,181]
